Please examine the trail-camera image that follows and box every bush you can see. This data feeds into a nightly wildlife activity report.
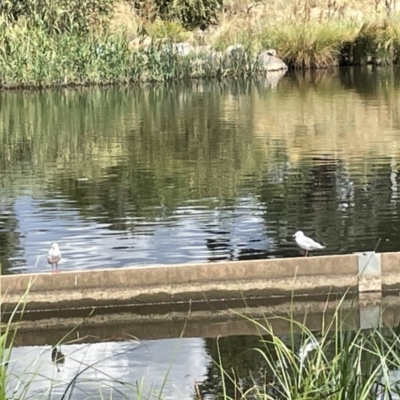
[145,19,191,41]
[0,0,114,32]
[170,0,222,29]
[131,0,222,29]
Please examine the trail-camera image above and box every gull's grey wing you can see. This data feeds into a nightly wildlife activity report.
[301,236,324,249]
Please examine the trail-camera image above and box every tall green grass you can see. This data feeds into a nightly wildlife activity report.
[259,20,358,69]
[202,298,400,400]
[0,276,36,400]
[0,20,266,88]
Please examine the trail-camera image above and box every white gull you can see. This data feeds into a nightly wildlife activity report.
[48,242,61,273]
[293,231,325,257]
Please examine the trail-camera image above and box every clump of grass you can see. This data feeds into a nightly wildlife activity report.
[108,2,142,41]
[260,20,359,68]
[351,18,400,64]
[0,21,134,87]
[204,0,400,69]
[202,296,400,400]
[0,16,268,88]
[0,277,36,399]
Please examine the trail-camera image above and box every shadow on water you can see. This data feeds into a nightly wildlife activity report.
[1,68,400,274]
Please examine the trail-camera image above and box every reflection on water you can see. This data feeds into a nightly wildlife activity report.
[8,338,209,400]
[7,292,400,399]
[9,329,400,399]
[1,67,400,273]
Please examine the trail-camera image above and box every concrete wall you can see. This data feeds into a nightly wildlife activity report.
[1,254,362,312]
[381,252,400,288]
[3,251,400,313]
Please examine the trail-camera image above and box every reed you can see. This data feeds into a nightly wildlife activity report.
[0,22,266,88]
[0,277,36,399]
[259,20,358,68]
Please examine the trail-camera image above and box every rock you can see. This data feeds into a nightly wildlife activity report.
[194,45,212,54]
[171,42,194,56]
[128,38,140,51]
[258,51,288,72]
[225,44,245,57]
[193,28,207,46]
[142,36,153,49]
[129,36,152,51]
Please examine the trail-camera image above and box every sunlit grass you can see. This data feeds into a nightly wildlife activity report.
[205,296,400,400]
[259,20,359,69]
[204,0,400,68]
[0,18,263,87]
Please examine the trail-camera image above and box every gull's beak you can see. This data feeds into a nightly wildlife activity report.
[292,233,296,237]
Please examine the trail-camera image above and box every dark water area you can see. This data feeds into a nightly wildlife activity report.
[1,66,400,273]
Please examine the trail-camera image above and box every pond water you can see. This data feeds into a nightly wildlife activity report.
[2,67,400,273]
[6,293,400,400]
[8,338,210,400]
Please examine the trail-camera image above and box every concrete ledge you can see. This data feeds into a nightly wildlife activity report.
[1,255,359,312]
[381,252,400,273]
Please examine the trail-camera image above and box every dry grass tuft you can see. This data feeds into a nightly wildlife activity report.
[108,2,142,41]
[199,0,400,67]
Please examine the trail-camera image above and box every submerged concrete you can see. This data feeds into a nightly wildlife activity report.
[8,294,357,347]
[1,255,360,312]
[8,292,398,348]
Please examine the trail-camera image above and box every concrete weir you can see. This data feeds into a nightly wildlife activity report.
[2,251,400,313]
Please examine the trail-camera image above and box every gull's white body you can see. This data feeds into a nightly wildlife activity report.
[48,243,61,272]
[293,231,325,256]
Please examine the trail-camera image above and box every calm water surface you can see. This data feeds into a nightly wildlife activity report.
[8,324,400,399]
[9,338,210,400]
[2,67,400,273]
[5,66,400,399]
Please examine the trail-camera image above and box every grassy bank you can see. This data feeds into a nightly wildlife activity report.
[1,0,400,86]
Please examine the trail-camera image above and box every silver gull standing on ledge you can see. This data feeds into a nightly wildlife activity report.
[293,231,325,257]
[48,243,61,273]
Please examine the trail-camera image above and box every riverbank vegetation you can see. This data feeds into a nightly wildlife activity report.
[2,0,400,87]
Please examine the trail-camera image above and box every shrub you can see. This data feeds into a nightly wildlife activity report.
[131,0,222,29]
[0,0,114,32]
[145,19,191,41]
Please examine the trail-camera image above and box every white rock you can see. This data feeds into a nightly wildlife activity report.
[258,51,288,71]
